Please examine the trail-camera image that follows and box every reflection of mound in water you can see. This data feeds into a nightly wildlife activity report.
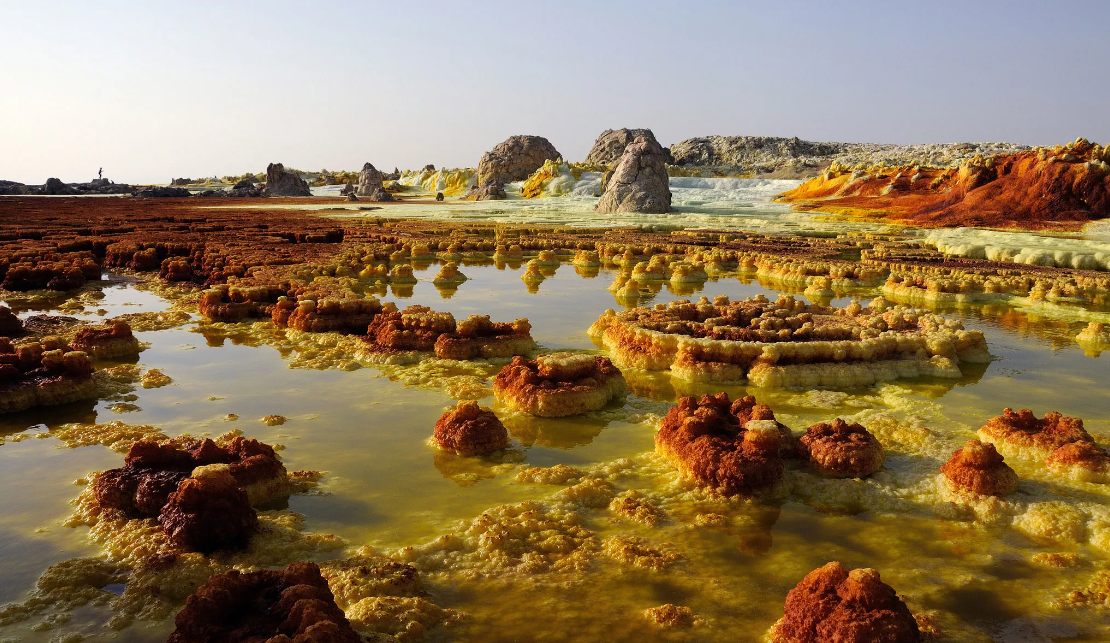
[432,448,525,487]
[502,413,611,449]
[691,502,782,555]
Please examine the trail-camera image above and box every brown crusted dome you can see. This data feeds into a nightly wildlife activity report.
[272,295,383,334]
[772,562,921,643]
[1046,440,1110,480]
[363,305,456,353]
[940,439,1018,496]
[94,436,288,517]
[168,561,360,643]
[492,353,626,417]
[70,319,141,359]
[798,419,884,478]
[433,400,509,456]
[979,408,1091,455]
[0,336,95,414]
[432,315,534,360]
[655,392,787,496]
[0,305,22,336]
[159,464,258,553]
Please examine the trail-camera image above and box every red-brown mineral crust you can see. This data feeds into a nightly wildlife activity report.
[493,353,626,417]
[0,305,22,336]
[70,319,141,359]
[167,561,360,643]
[0,336,95,413]
[798,419,884,478]
[363,305,455,352]
[940,439,1018,496]
[93,436,287,517]
[432,315,534,360]
[159,464,258,553]
[777,138,1110,230]
[771,561,921,643]
[272,296,383,333]
[979,408,1093,455]
[655,393,788,496]
[433,400,509,456]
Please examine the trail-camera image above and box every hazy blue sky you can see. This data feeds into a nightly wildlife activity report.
[2,0,1108,184]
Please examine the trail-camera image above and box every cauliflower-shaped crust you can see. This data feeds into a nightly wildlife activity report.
[70,320,141,359]
[1046,440,1110,484]
[493,353,626,417]
[654,392,789,496]
[167,561,360,643]
[433,400,509,456]
[978,408,1094,461]
[159,464,258,553]
[272,296,383,334]
[432,315,534,360]
[940,439,1018,496]
[94,436,289,516]
[0,337,95,414]
[364,305,456,353]
[770,562,921,643]
[798,419,884,478]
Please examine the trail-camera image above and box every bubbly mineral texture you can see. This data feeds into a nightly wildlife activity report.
[588,294,990,387]
[0,336,95,413]
[93,435,289,517]
[159,464,259,553]
[432,315,534,360]
[798,419,884,478]
[595,135,672,214]
[776,138,1110,230]
[978,408,1095,461]
[167,561,360,643]
[70,319,141,359]
[363,305,456,354]
[272,295,383,333]
[654,393,788,496]
[940,439,1018,496]
[433,400,509,456]
[770,562,922,643]
[492,353,626,417]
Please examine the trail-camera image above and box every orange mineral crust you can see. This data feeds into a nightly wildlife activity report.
[798,419,884,478]
[978,408,1092,458]
[159,464,258,553]
[654,393,789,497]
[940,439,1018,497]
[362,304,454,353]
[776,138,1110,230]
[770,562,922,643]
[70,319,141,359]
[0,336,95,413]
[167,561,360,643]
[433,400,510,456]
[272,295,383,333]
[492,353,626,417]
[433,315,534,360]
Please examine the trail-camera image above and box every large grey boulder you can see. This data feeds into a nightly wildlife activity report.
[355,162,394,201]
[262,163,311,197]
[594,136,671,214]
[42,178,77,195]
[585,128,672,166]
[477,135,561,186]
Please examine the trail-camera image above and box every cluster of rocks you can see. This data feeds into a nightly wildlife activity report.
[261,162,312,197]
[668,136,1029,178]
[354,162,394,201]
[196,179,263,198]
[467,135,562,200]
[0,177,135,196]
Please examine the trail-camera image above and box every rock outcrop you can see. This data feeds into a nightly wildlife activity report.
[777,138,1110,230]
[585,128,671,166]
[133,186,191,198]
[670,136,1027,178]
[472,135,561,200]
[595,136,671,214]
[261,163,312,197]
[355,162,394,201]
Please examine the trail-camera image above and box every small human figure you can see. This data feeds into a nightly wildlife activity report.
[98,167,103,179]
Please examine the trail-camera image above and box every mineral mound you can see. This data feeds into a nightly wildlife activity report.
[433,400,509,456]
[769,561,921,643]
[798,419,884,478]
[655,392,789,496]
[493,353,626,417]
[978,408,1109,483]
[588,294,990,388]
[776,138,1110,229]
[71,320,141,359]
[167,561,360,643]
[159,464,258,553]
[0,336,95,414]
[432,314,534,360]
[940,439,1018,497]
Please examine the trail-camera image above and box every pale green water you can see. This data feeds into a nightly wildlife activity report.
[1,259,1108,642]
